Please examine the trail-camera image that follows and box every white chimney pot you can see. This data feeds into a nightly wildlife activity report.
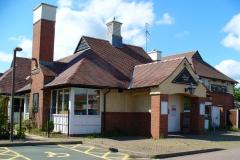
[148,49,162,61]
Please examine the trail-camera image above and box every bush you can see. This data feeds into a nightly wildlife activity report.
[47,121,54,134]
[14,124,26,139]
[23,119,31,132]
[0,96,9,139]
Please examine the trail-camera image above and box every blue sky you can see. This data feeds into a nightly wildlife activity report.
[0,0,239,81]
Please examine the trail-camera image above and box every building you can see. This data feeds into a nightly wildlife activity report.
[0,3,237,139]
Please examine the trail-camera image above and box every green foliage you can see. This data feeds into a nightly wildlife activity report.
[0,96,9,139]
[234,87,240,102]
[47,121,54,133]
[22,119,31,132]
[14,124,26,139]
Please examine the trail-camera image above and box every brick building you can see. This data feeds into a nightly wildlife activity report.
[0,3,237,139]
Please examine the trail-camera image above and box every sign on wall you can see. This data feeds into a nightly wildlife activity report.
[200,103,205,115]
[172,67,197,85]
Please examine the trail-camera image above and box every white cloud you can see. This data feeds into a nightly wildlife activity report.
[215,60,240,81]
[0,51,12,62]
[156,13,174,25]
[8,36,32,58]
[0,36,32,63]
[221,13,240,52]
[54,0,154,59]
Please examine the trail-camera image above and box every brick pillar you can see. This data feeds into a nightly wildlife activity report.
[151,94,168,139]
[191,97,205,134]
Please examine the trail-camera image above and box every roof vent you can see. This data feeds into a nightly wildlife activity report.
[106,18,123,48]
[148,49,161,61]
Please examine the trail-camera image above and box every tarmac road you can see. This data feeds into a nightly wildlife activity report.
[0,144,130,160]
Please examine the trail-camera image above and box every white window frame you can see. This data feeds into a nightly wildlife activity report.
[50,88,70,115]
[74,88,100,116]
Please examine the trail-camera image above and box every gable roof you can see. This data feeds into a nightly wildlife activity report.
[0,57,31,94]
[45,36,152,89]
[130,57,185,88]
[162,51,237,83]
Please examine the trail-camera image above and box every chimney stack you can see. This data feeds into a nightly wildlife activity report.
[106,19,123,48]
[148,49,162,61]
[32,3,57,67]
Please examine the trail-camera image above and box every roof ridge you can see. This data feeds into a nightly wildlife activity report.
[162,50,197,58]
[135,57,185,68]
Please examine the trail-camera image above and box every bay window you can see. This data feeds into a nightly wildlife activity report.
[74,88,100,115]
[51,89,70,114]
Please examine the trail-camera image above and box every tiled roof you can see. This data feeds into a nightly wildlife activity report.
[162,51,237,83]
[17,83,31,93]
[130,57,184,88]
[45,36,152,89]
[0,57,31,94]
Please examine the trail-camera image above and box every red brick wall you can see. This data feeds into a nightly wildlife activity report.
[190,97,205,134]
[209,92,234,127]
[32,20,55,63]
[151,94,168,139]
[104,112,151,136]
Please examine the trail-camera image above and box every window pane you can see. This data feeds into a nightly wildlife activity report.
[33,93,39,113]
[63,89,70,114]
[74,88,87,115]
[88,89,100,115]
[58,90,63,114]
[52,90,57,114]
[26,94,30,113]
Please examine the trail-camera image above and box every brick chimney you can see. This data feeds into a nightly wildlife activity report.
[32,3,57,66]
[106,19,123,48]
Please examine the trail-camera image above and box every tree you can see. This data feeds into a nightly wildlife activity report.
[234,87,240,102]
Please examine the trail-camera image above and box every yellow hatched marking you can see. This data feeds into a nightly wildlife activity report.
[0,147,31,160]
[59,144,130,160]
[102,151,111,158]
[84,147,95,153]
[58,144,108,160]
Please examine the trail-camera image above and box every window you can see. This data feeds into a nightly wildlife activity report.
[51,90,57,114]
[58,90,63,114]
[211,84,227,93]
[33,93,39,113]
[63,89,70,114]
[74,88,100,115]
[51,89,70,115]
[183,97,191,112]
[74,88,87,115]
[25,94,30,113]
[88,89,100,115]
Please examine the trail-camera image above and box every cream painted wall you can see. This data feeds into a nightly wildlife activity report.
[201,78,234,95]
[151,58,206,98]
[168,94,184,113]
[105,89,150,112]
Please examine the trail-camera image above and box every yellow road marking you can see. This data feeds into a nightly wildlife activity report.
[58,144,108,160]
[84,147,95,154]
[58,144,130,160]
[0,147,31,160]
[102,151,111,158]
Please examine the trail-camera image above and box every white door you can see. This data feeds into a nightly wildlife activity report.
[168,105,180,132]
[211,106,220,127]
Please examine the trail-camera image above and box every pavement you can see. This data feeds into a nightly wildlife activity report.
[0,131,240,159]
[164,148,240,160]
